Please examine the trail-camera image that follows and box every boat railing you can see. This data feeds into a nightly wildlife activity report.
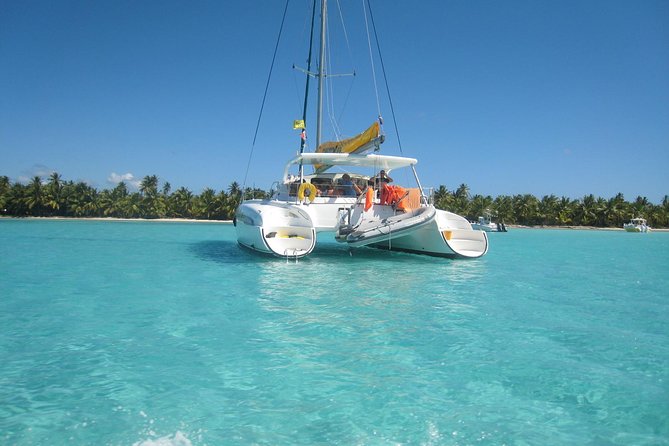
[421,187,434,205]
[269,181,281,199]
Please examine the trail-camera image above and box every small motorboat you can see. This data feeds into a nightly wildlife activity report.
[470,211,507,232]
[623,217,651,233]
[337,205,437,247]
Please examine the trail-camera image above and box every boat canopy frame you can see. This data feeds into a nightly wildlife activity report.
[283,153,417,181]
[283,152,427,203]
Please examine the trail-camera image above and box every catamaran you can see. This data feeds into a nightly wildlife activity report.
[234,0,488,259]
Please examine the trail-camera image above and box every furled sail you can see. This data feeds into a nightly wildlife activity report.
[313,122,383,173]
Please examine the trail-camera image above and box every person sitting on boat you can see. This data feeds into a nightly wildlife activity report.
[340,174,362,197]
[372,169,393,186]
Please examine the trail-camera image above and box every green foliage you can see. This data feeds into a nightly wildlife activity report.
[0,173,266,221]
[432,185,667,228]
[0,174,666,227]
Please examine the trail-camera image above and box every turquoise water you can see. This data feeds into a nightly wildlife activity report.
[1,219,667,446]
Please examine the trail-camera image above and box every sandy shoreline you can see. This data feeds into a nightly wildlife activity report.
[1,216,233,224]
[507,224,669,232]
[3,216,667,231]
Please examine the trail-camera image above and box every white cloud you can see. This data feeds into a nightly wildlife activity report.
[18,164,55,184]
[108,172,140,190]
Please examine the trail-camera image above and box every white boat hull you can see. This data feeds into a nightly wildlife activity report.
[235,201,316,258]
[369,209,488,258]
[340,206,437,247]
[624,225,650,233]
[236,199,488,259]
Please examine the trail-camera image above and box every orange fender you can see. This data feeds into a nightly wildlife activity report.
[364,187,374,211]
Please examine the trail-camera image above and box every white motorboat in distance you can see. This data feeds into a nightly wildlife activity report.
[471,211,507,232]
[623,217,651,233]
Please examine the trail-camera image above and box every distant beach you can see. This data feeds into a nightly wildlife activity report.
[3,216,667,231]
[507,224,669,232]
[1,216,234,224]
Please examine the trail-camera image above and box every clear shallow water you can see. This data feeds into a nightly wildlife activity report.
[1,219,667,446]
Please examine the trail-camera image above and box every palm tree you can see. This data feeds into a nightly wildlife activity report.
[452,183,470,215]
[538,195,559,225]
[493,195,514,224]
[45,172,64,215]
[6,183,28,215]
[631,196,650,219]
[97,189,115,217]
[433,185,454,211]
[170,187,194,218]
[556,196,575,225]
[606,193,628,227]
[139,175,159,197]
[24,176,45,216]
[162,181,171,197]
[228,181,241,197]
[469,194,493,221]
[0,176,10,213]
[576,194,597,226]
[594,197,608,226]
[513,194,539,225]
[195,188,219,219]
[66,182,98,217]
[138,175,164,218]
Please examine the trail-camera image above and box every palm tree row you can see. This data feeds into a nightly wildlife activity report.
[0,173,266,220]
[434,184,669,228]
[1,174,667,228]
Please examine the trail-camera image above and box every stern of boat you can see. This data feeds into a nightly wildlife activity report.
[436,210,488,258]
[235,200,316,258]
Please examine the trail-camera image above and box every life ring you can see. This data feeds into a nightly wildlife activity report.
[364,187,374,211]
[297,182,317,202]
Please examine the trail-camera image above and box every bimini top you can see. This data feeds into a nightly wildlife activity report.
[283,152,418,179]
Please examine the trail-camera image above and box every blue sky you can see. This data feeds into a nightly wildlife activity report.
[2,0,668,202]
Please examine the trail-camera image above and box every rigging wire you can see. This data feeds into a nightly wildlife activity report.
[242,0,291,192]
[331,0,356,140]
[362,0,382,124]
[366,0,403,154]
[292,0,315,120]
[325,0,358,143]
[335,0,355,65]
[325,18,342,141]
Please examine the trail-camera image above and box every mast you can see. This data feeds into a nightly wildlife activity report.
[298,0,317,181]
[316,0,327,149]
[300,1,317,152]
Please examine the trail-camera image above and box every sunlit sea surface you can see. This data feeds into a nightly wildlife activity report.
[1,219,667,446]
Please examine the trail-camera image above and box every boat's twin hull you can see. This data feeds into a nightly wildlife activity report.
[366,209,488,258]
[235,201,316,258]
[236,199,488,259]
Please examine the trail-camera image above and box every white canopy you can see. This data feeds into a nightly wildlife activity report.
[284,152,417,178]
